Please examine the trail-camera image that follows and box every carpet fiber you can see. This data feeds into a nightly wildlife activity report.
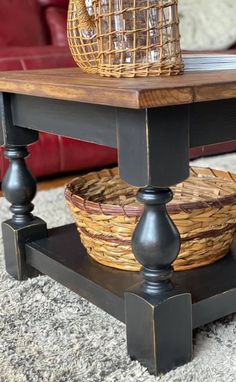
[179,0,236,50]
[0,154,236,382]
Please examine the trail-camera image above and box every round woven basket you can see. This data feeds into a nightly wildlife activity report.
[65,167,236,271]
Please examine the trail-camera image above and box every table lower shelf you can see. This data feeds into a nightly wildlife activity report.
[25,223,236,328]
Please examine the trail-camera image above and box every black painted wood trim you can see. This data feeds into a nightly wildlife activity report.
[26,243,125,322]
[25,224,236,329]
[11,94,117,148]
[25,224,130,322]
[10,95,236,151]
[117,105,190,187]
[0,93,38,146]
[190,99,236,148]
[193,289,236,328]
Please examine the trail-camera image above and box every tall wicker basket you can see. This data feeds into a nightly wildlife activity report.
[67,0,184,77]
[65,167,236,272]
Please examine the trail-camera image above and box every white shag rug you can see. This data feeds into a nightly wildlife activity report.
[179,0,236,50]
[0,153,236,382]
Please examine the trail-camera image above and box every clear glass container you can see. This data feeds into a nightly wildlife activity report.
[96,0,182,67]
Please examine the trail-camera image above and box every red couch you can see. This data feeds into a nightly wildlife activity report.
[0,0,117,180]
[0,0,235,181]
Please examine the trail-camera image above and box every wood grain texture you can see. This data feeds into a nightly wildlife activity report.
[0,68,236,108]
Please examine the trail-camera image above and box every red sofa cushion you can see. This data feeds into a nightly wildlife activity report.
[0,0,47,47]
[0,0,117,182]
[45,7,68,46]
[190,141,236,159]
[0,134,118,180]
[0,46,75,71]
[30,135,117,177]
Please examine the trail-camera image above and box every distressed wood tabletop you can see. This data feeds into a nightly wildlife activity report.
[0,67,236,108]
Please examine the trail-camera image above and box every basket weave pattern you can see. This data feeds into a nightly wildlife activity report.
[65,167,236,271]
[94,0,183,77]
[67,0,184,77]
[67,0,98,73]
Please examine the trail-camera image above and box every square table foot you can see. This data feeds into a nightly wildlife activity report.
[2,217,47,280]
[125,288,192,375]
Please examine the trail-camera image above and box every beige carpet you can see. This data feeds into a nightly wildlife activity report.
[179,0,236,50]
[0,153,236,382]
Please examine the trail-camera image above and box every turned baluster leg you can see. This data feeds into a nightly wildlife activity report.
[2,145,47,280]
[3,146,37,224]
[116,106,192,375]
[125,187,192,374]
[1,93,47,280]
[133,187,180,294]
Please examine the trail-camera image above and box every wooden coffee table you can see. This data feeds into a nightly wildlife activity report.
[0,68,236,375]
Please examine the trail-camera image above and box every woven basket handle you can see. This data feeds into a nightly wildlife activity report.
[76,0,95,31]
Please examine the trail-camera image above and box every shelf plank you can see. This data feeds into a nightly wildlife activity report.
[25,224,139,322]
[25,224,236,327]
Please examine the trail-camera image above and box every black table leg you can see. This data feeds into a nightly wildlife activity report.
[117,106,192,374]
[125,187,192,375]
[1,93,47,280]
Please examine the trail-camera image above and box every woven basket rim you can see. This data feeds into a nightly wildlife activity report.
[64,166,236,216]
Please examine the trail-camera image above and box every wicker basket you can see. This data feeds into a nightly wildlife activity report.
[65,167,236,271]
[67,0,184,77]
